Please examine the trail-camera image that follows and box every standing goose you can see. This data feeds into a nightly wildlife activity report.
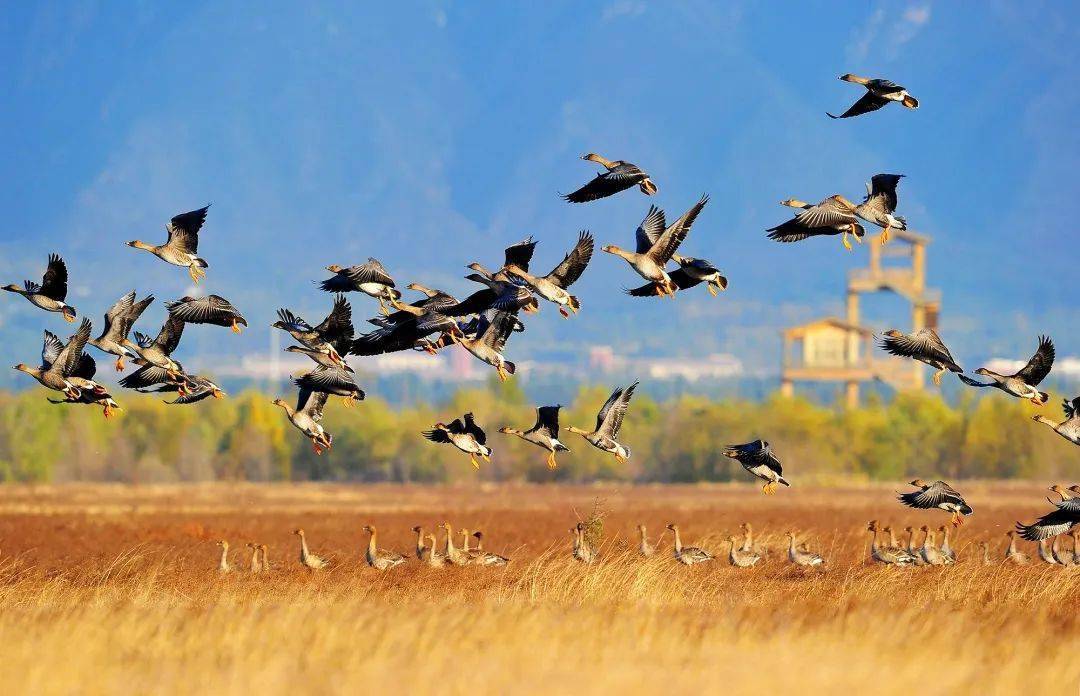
[39,330,119,417]
[504,231,594,317]
[723,440,790,494]
[1004,531,1030,565]
[854,174,908,245]
[938,525,957,564]
[121,314,186,378]
[499,405,570,469]
[827,74,919,119]
[362,525,407,570]
[14,321,104,401]
[424,533,446,568]
[726,536,761,568]
[899,479,973,526]
[457,310,518,381]
[216,540,230,573]
[422,413,491,468]
[919,526,947,566]
[3,253,77,322]
[272,295,354,369]
[89,291,154,371]
[1037,538,1060,565]
[879,329,964,386]
[273,387,332,455]
[1050,534,1076,566]
[293,529,329,571]
[769,196,865,251]
[666,524,713,565]
[959,335,1055,405]
[637,525,657,557]
[440,522,469,566]
[566,381,638,464]
[126,205,211,283]
[165,295,247,334]
[1032,397,1080,447]
[563,153,657,203]
[295,367,365,408]
[903,526,926,566]
[321,259,401,315]
[786,531,825,568]
[867,520,916,566]
[246,542,262,573]
[571,523,595,564]
[460,529,509,566]
[411,526,427,560]
[603,196,708,298]
[980,542,994,565]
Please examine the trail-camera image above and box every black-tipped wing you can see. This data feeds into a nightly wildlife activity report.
[534,405,561,439]
[827,92,890,119]
[867,174,903,211]
[563,169,641,203]
[624,268,704,297]
[296,367,363,397]
[880,330,961,372]
[1015,336,1054,385]
[794,198,856,228]
[1016,508,1080,541]
[647,195,708,265]
[296,387,328,421]
[166,205,209,254]
[40,254,68,301]
[422,428,452,444]
[1065,397,1079,420]
[55,319,92,377]
[99,291,136,340]
[634,206,667,254]
[120,364,175,390]
[154,314,186,354]
[724,440,783,476]
[314,295,354,345]
[766,220,820,243]
[166,295,246,327]
[350,258,396,287]
[463,412,486,445]
[898,481,968,511]
[41,330,64,368]
[596,382,637,437]
[504,237,538,272]
[544,231,594,289]
[479,311,517,353]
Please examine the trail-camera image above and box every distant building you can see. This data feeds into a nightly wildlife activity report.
[589,345,616,373]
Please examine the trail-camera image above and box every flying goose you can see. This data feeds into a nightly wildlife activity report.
[295,367,365,408]
[3,253,76,321]
[1016,495,1080,541]
[604,196,708,297]
[827,74,919,119]
[566,381,637,464]
[666,524,713,565]
[126,205,211,283]
[14,321,105,402]
[959,336,1055,405]
[89,291,154,371]
[272,295,354,368]
[456,310,518,380]
[321,259,401,315]
[769,196,865,251]
[121,313,186,377]
[504,231,594,317]
[165,295,247,334]
[1032,397,1080,447]
[879,328,963,385]
[723,440,790,494]
[135,373,224,405]
[499,405,570,469]
[899,479,973,526]
[854,174,908,245]
[563,153,657,203]
[38,328,119,417]
[464,264,539,315]
[362,525,407,570]
[423,413,491,468]
[273,387,332,455]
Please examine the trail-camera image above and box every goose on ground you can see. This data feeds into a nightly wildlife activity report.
[1051,533,1076,566]
[440,522,469,566]
[126,205,210,283]
[1033,397,1080,447]
[461,529,510,566]
[273,387,332,455]
[899,479,973,526]
[938,525,957,564]
[879,329,964,386]
[293,529,329,571]
[89,291,154,371]
[723,440,790,494]
[216,540,230,573]
[637,525,657,557]
[362,525,407,570]
[980,541,994,565]
[504,231,594,317]
[321,259,401,315]
[867,520,916,566]
[424,533,446,567]
[1038,538,1061,565]
[666,524,713,565]
[959,335,1055,405]
[726,536,761,568]
[769,196,865,251]
[563,153,657,203]
[246,542,262,573]
[166,295,247,334]
[422,413,491,468]
[411,526,427,560]
[604,196,708,298]
[499,405,570,469]
[571,523,595,563]
[1005,530,1030,565]
[786,531,824,568]
[827,74,919,119]
[566,382,637,464]
[3,253,77,322]
[918,525,947,566]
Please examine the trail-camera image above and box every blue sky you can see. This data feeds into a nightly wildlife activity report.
[1,1,1077,388]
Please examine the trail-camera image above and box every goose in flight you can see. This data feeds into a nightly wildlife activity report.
[879,328,963,386]
[126,205,211,283]
[166,295,247,334]
[273,295,354,368]
[1033,397,1080,447]
[605,196,708,298]
[39,328,119,417]
[132,373,224,405]
[423,413,491,468]
[274,387,332,455]
[3,253,77,322]
[959,335,1055,405]
[121,313,186,378]
[457,310,519,381]
[769,196,865,251]
[723,440,790,494]
[320,258,401,316]
[504,231,594,317]
[89,291,154,371]
[1016,493,1080,541]
[499,405,570,469]
[566,382,637,464]
[295,367,365,408]
[15,321,107,402]
[854,174,908,245]
[898,479,972,526]
[563,153,657,203]
[827,74,919,119]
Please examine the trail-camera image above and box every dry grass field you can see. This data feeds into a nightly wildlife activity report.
[0,481,1077,695]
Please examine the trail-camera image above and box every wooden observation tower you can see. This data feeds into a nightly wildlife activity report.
[780,230,940,407]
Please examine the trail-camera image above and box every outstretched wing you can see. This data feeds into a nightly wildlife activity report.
[40,254,69,301]
[536,405,561,439]
[314,295,354,345]
[898,481,967,511]
[166,295,245,326]
[597,381,637,437]
[724,440,782,476]
[54,319,93,377]
[624,268,704,297]
[1065,397,1079,420]
[1015,335,1055,385]
[563,170,640,203]
[349,258,396,287]
[543,231,594,289]
[120,364,176,390]
[634,206,667,254]
[165,205,210,254]
[155,314,186,354]
[827,92,889,119]
[880,329,961,371]
[646,195,708,265]
[480,311,517,353]
[1016,508,1080,541]
[794,198,856,229]
[866,174,903,211]
[463,412,486,446]
[504,237,538,272]
[422,428,452,444]
[41,330,64,367]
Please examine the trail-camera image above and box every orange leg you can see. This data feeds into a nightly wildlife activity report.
[114,356,125,372]
[231,320,242,334]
